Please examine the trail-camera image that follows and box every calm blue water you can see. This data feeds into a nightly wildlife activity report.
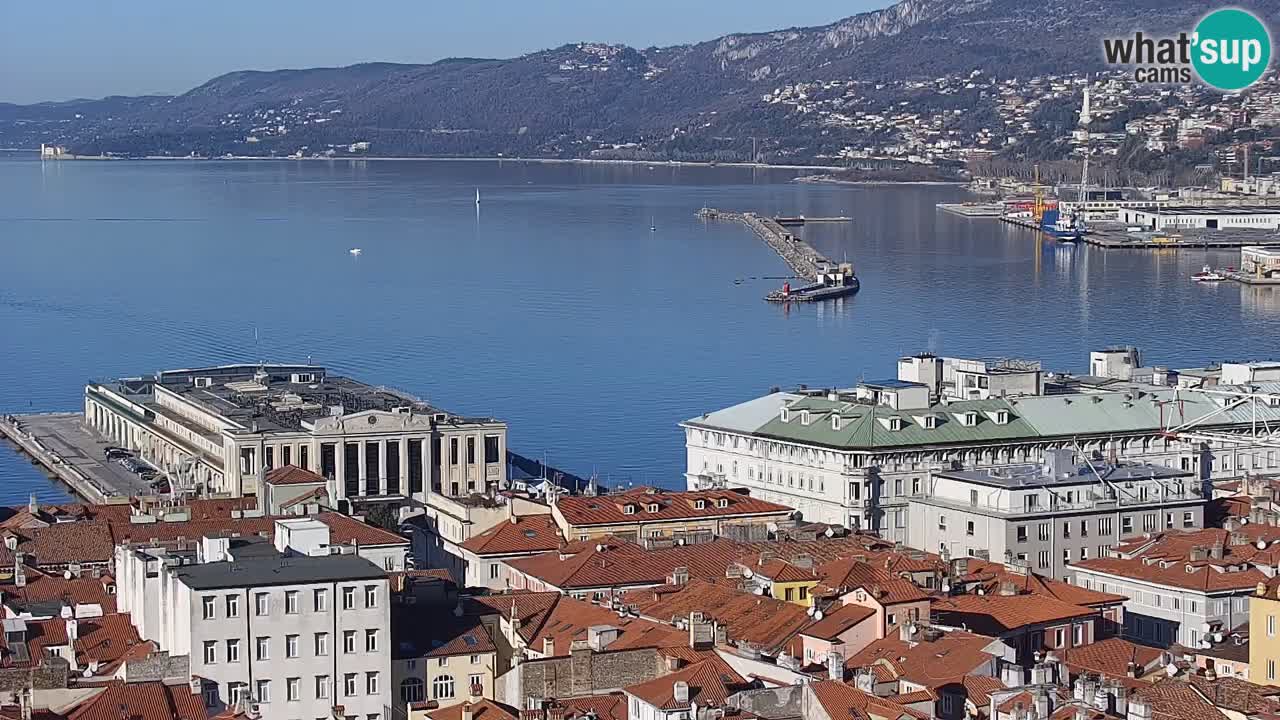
[2,157,1279,504]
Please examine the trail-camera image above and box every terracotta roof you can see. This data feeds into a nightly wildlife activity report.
[0,613,150,674]
[65,681,207,720]
[0,522,115,567]
[814,557,929,605]
[507,538,748,590]
[556,694,629,720]
[1074,556,1267,593]
[745,558,819,583]
[423,618,496,658]
[427,700,518,720]
[0,570,117,613]
[625,579,814,655]
[996,690,1036,713]
[1058,637,1164,680]
[932,593,1096,634]
[887,689,937,705]
[468,592,560,641]
[1134,678,1230,720]
[844,629,999,691]
[264,465,327,486]
[461,515,563,556]
[466,592,681,655]
[957,560,1127,607]
[1076,526,1280,593]
[625,657,746,710]
[801,604,877,641]
[808,679,928,720]
[555,488,791,527]
[962,675,1004,707]
[1186,674,1280,715]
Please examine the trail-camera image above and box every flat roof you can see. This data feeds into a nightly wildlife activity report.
[861,379,925,390]
[1148,206,1280,216]
[175,553,386,590]
[937,461,1192,488]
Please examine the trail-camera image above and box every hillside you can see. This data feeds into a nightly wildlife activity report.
[3,0,1276,162]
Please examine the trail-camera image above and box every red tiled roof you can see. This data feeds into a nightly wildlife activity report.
[996,690,1037,713]
[65,681,207,720]
[888,689,937,705]
[427,700,518,720]
[0,522,115,567]
[0,570,117,613]
[1073,555,1267,593]
[1058,637,1164,680]
[962,675,1004,707]
[808,680,928,720]
[625,657,746,710]
[957,559,1127,607]
[801,604,877,641]
[557,693,629,720]
[461,515,562,556]
[1134,678,1231,720]
[0,613,151,674]
[1186,674,1280,715]
[932,593,1096,634]
[625,579,814,655]
[507,538,748,590]
[739,557,818,583]
[421,618,496,658]
[555,488,791,527]
[844,629,999,691]
[264,465,327,486]
[814,557,929,605]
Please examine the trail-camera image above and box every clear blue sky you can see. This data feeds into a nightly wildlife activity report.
[0,0,887,105]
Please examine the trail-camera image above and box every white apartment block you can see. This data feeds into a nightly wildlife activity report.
[117,518,392,718]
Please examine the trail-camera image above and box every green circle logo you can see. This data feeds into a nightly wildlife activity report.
[1192,8,1271,90]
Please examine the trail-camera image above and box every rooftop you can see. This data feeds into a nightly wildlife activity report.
[174,552,386,590]
[554,487,792,527]
[844,629,1001,690]
[932,593,1097,633]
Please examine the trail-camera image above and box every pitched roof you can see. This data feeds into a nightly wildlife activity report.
[844,629,1000,690]
[427,699,519,720]
[506,538,747,590]
[932,593,1096,634]
[264,465,327,486]
[962,675,1005,707]
[419,618,496,659]
[1074,526,1280,593]
[555,488,791,527]
[625,579,814,655]
[957,560,1127,607]
[1185,674,1280,715]
[1058,637,1164,680]
[461,514,563,556]
[814,557,929,605]
[1073,555,1268,593]
[801,604,877,641]
[808,679,928,720]
[466,593,681,655]
[0,570,117,614]
[65,681,207,720]
[555,694,629,720]
[1133,678,1230,720]
[625,657,746,710]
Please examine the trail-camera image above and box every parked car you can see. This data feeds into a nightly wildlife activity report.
[104,447,133,460]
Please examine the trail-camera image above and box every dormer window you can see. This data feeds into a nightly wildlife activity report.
[1269,395,1280,408]
[717,498,729,509]
[887,417,903,432]
[647,503,660,513]
[923,415,937,430]
[995,410,1010,425]
[291,372,315,384]
[193,377,213,388]
[623,504,636,515]
[780,408,791,423]
[800,410,810,426]
[694,500,706,510]
[831,415,842,431]
[961,412,978,427]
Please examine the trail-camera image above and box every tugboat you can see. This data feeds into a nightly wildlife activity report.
[1191,265,1226,282]
[765,263,860,303]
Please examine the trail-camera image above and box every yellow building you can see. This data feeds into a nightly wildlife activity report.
[395,617,500,712]
[734,554,819,607]
[1250,578,1280,685]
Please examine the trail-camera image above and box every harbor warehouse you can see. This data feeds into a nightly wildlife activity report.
[1119,206,1280,230]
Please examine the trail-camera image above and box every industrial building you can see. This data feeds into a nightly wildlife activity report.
[1119,206,1280,230]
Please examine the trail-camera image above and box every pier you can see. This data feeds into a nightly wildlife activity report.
[698,207,831,281]
[774,216,853,226]
[0,412,148,503]
[999,215,1280,250]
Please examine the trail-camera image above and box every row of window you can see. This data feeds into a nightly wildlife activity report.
[425,674,484,701]
[201,586,378,620]
[1009,512,1196,543]
[216,672,380,706]
[201,630,377,663]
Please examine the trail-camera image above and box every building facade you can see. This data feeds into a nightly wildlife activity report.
[84,364,507,504]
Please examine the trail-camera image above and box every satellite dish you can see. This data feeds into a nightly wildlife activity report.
[1258,540,1267,550]
[63,569,73,580]
[767,522,779,534]
[596,544,604,552]
[753,587,765,596]
[814,610,824,621]
[82,667,93,678]
[743,568,754,579]
[1165,664,1178,677]
[1213,632,1224,643]
[825,527,835,538]
[941,582,951,593]
[910,624,919,635]
[807,606,817,617]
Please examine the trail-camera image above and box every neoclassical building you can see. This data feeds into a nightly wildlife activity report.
[84,364,507,505]
[683,351,1280,542]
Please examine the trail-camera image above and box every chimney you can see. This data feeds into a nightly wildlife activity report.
[508,500,517,525]
[854,669,875,694]
[1208,543,1225,561]
[14,552,25,588]
[66,617,78,642]
[462,703,474,720]
[826,651,844,681]
[1128,694,1152,720]
[543,637,555,656]
[665,655,683,672]
[673,681,690,706]
[27,494,37,515]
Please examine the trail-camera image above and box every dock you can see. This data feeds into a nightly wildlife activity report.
[774,216,853,226]
[998,216,1280,250]
[937,202,1004,217]
[0,412,150,503]
[698,207,831,281]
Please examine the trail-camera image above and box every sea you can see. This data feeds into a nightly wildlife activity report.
[2,156,1278,504]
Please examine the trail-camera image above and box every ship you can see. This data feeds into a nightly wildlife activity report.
[765,262,860,303]
[1040,207,1085,242]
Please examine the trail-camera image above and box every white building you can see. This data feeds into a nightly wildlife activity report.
[84,364,507,504]
[117,518,392,718]
[1118,206,1280,230]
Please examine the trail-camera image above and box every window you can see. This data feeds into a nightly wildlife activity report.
[287,677,300,702]
[1038,523,1050,542]
[966,521,975,537]
[1270,660,1277,682]
[1073,623,1084,646]
[1269,615,1276,638]
[1037,551,1050,569]
[1080,520,1088,538]
[1016,526,1027,542]
[202,596,216,620]
[484,435,500,464]
[466,437,476,464]
[366,672,379,696]
[314,588,328,612]
[202,640,217,664]
[226,639,240,663]
[1062,522,1071,539]
[401,678,425,704]
[226,594,240,618]
[489,563,499,580]
[1142,514,1156,532]
[255,592,269,616]
[470,654,480,664]
[1054,629,1065,647]
[344,630,356,654]
[343,587,355,610]
[1121,516,1133,534]
[469,674,483,690]
[256,636,270,661]
[1099,517,1113,535]
[450,438,459,465]
[1183,511,1195,528]
[939,515,947,531]
[285,590,299,614]
[286,634,299,659]
[1079,547,1089,560]
[316,676,330,700]
[229,683,247,706]
[437,657,449,667]
[315,632,329,656]
[344,673,358,697]
[365,585,378,608]
[203,684,218,708]
[255,679,271,704]
[432,676,455,700]
[366,629,379,653]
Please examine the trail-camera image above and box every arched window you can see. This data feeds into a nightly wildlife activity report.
[401,677,425,704]
[432,675,455,700]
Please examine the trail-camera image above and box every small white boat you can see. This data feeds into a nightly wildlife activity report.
[349,248,362,257]
[1191,265,1224,282]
